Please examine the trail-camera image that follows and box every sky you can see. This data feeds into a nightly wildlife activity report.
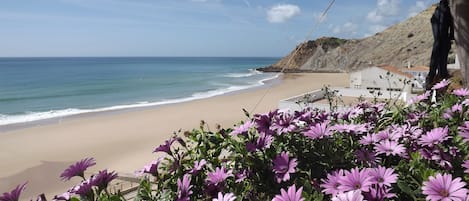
[0,0,437,57]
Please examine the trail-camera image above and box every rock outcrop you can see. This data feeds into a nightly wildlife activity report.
[259,5,452,73]
[257,37,349,72]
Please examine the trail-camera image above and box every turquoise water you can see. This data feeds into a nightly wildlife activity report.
[0,57,279,126]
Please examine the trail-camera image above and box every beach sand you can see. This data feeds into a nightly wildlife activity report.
[0,73,349,199]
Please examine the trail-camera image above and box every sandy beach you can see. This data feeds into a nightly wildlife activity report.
[0,73,349,199]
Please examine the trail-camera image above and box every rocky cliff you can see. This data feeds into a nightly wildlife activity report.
[259,5,450,73]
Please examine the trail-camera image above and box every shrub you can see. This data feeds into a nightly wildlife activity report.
[5,79,469,201]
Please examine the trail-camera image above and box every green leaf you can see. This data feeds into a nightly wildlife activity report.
[397,180,417,200]
[303,179,313,194]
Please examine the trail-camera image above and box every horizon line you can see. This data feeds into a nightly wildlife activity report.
[0,56,283,59]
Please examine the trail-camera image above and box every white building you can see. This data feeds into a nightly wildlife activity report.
[349,66,413,93]
[279,66,421,112]
[400,66,429,89]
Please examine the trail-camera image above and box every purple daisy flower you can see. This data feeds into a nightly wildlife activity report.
[60,158,96,181]
[32,194,46,201]
[407,91,431,105]
[321,170,344,196]
[254,132,274,151]
[52,192,71,201]
[206,167,233,186]
[153,137,179,154]
[463,99,469,106]
[348,106,364,119]
[338,168,373,192]
[332,123,368,135]
[294,110,311,123]
[189,159,207,175]
[359,134,378,145]
[374,140,406,157]
[71,181,94,198]
[332,190,364,201]
[177,174,193,201]
[212,192,236,201]
[254,110,277,134]
[365,186,396,200]
[463,161,469,174]
[230,121,253,136]
[458,122,469,142]
[426,147,454,170]
[315,111,330,123]
[407,111,427,123]
[452,104,463,112]
[432,79,450,90]
[138,157,163,177]
[419,127,450,147]
[355,149,379,165]
[235,169,249,183]
[422,173,468,201]
[91,169,118,191]
[272,152,298,183]
[442,110,453,119]
[272,184,304,201]
[443,104,463,119]
[246,142,257,152]
[369,166,398,187]
[407,125,424,140]
[0,183,27,201]
[271,113,297,134]
[419,147,435,161]
[376,128,401,142]
[303,121,332,140]
[453,88,469,96]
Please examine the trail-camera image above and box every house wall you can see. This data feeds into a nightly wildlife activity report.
[350,72,362,88]
[357,67,410,92]
[278,87,415,112]
[336,88,408,101]
[402,70,427,89]
[278,89,325,112]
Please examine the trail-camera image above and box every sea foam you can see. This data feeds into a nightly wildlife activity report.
[223,69,261,78]
[0,74,279,126]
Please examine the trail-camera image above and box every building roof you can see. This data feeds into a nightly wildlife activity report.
[378,65,413,78]
[401,65,430,72]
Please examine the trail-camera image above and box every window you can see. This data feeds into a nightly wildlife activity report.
[386,88,401,92]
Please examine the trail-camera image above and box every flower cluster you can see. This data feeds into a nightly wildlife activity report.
[322,166,398,200]
[5,81,469,201]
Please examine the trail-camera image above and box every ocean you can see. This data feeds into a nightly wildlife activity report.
[0,57,280,126]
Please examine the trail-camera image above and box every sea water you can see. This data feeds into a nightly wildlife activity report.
[0,57,279,126]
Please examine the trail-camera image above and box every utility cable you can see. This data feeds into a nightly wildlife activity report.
[248,0,336,115]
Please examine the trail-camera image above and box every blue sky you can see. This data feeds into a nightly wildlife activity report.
[0,0,436,57]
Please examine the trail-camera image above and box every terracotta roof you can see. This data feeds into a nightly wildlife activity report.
[401,65,430,72]
[378,65,413,78]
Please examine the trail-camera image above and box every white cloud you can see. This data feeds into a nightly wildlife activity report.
[332,22,358,35]
[366,0,400,23]
[267,4,301,23]
[408,1,427,18]
[377,0,400,16]
[366,10,383,23]
[369,24,387,34]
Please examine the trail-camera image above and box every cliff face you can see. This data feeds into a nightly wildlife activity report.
[258,37,349,72]
[260,5,445,73]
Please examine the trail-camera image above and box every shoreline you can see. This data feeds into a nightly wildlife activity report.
[0,73,349,199]
[0,73,281,133]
